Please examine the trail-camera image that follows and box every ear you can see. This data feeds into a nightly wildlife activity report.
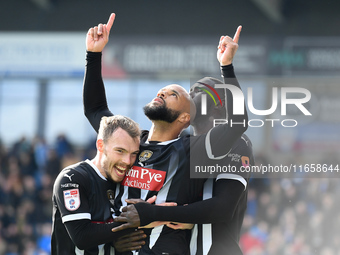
[96,139,104,153]
[178,112,191,128]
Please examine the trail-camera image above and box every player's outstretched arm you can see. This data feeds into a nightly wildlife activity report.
[83,13,116,132]
[208,26,248,158]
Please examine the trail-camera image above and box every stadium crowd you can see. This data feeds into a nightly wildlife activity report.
[0,135,339,255]
[0,134,93,255]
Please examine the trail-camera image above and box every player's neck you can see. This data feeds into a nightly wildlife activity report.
[91,155,107,178]
[147,121,181,142]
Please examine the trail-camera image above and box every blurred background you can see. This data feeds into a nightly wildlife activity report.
[0,0,340,254]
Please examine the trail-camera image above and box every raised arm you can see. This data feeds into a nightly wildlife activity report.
[83,13,116,132]
[208,26,248,158]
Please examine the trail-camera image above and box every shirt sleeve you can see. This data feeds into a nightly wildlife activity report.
[214,134,253,190]
[134,179,244,225]
[64,219,134,250]
[54,167,135,250]
[53,168,92,223]
[83,51,113,133]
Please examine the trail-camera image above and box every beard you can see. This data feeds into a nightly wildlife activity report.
[101,150,128,183]
[143,102,181,123]
[101,151,114,181]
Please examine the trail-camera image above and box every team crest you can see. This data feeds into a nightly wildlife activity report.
[107,189,115,206]
[64,189,80,211]
[139,150,153,162]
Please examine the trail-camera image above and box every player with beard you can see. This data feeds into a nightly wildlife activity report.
[83,13,248,254]
[51,115,141,255]
[114,76,254,255]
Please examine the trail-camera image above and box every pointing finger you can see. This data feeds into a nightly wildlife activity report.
[233,25,242,44]
[106,13,116,33]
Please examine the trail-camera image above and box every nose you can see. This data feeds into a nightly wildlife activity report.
[121,154,131,166]
[157,90,167,99]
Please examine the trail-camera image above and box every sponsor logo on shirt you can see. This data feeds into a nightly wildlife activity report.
[228,153,242,162]
[64,189,80,211]
[122,166,166,191]
[64,173,74,181]
[241,156,250,167]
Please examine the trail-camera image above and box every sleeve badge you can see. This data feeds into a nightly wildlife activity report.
[63,189,81,211]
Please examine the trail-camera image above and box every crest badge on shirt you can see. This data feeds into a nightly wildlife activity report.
[64,189,80,211]
[107,189,115,207]
[241,156,250,167]
[139,150,153,162]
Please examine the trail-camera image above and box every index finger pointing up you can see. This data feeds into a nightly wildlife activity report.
[106,13,116,33]
[233,25,242,44]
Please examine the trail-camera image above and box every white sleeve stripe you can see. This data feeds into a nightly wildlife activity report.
[62,213,91,223]
[216,173,247,190]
